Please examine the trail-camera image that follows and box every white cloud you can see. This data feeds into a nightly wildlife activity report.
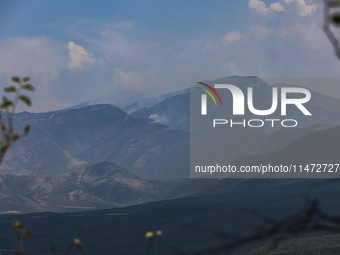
[284,0,318,16]
[249,0,285,16]
[249,0,268,16]
[296,0,318,16]
[223,31,242,44]
[67,42,97,71]
[270,2,285,12]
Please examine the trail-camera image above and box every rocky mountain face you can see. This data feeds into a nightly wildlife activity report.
[0,162,166,213]
[1,124,336,213]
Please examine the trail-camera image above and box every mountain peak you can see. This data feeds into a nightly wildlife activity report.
[227,75,259,79]
[45,104,130,125]
[72,104,127,114]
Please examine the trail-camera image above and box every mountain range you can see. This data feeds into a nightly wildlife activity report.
[0,76,339,213]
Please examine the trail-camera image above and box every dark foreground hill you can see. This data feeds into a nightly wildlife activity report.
[1,178,340,255]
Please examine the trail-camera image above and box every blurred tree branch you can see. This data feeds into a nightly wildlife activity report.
[323,0,340,60]
[179,199,340,255]
[0,76,34,166]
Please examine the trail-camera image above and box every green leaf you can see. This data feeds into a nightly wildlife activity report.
[12,134,21,141]
[1,101,12,108]
[1,96,13,109]
[4,86,17,93]
[26,231,33,238]
[1,144,8,153]
[24,124,30,135]
[22,77,30,83]
[1,124,6,131]
[329,12,340,27]
[11,76,21,83]
[19,95,32,106]
[22,84,35,91]
[1,142,8,153]
[13,221,24,231]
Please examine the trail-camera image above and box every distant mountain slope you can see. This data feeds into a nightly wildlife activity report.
[131,93,190,130]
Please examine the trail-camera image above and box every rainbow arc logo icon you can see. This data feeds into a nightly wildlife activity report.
[196,82,222,115]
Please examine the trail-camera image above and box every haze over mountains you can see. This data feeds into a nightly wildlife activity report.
[5,77,340,176]
[1,76,340,213]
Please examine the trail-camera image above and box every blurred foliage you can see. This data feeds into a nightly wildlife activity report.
[0,76,35,166]
[7,217,33,255]
[145,230,163,255]
[323,0,340,60]
[6,217,84,255]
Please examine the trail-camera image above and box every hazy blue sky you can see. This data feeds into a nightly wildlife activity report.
[0,0,338,112]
